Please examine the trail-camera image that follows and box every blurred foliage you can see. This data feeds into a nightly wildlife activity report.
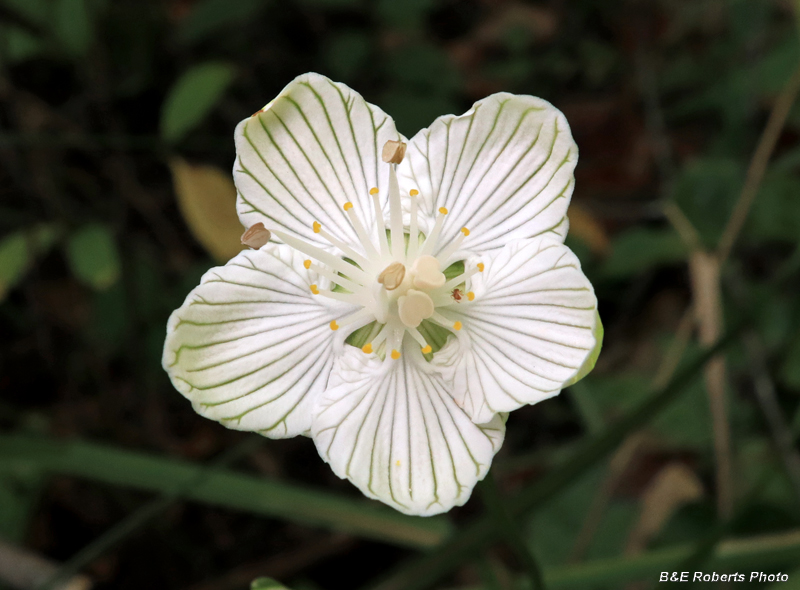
[2,0,800,588]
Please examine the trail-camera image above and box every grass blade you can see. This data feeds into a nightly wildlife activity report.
[0,435,451,549]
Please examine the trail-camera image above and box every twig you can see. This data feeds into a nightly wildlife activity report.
[717,61,800,263]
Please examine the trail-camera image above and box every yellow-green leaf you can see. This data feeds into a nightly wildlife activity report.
[169,157,245,262]
[65,224,121,291]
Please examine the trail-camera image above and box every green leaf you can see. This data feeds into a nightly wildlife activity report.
[160,62,236,144]
[177,0,265,45]
[0,25,45,63]
[0,435,452,549]
[53,0,93,57]
[746,171,800,243]
[0,224,59,301]
[65,224,121,291]
[251,578,292,590]
[671,157,744,248]
[600,227,688,279]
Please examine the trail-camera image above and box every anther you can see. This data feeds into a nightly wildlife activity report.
[330,320,339,331]
[312,221,321,233]
[362,343,373,354]
[477,262,485,272]
[409,189,419,196]
[369,187,379,195]
[378,262,406,291]
[467,291,475,301]
[303,259,311,269]
[439,207,448,215]
[391,349,401,360]
[310,284,319,295]
[453,321,462,331]
[343,202,353,211]
[382,140,407,164]
[461,227,470,236]
[421,345,432,354]
[241,222,271,249]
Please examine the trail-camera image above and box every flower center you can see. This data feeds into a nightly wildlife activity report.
[271,141,482,361]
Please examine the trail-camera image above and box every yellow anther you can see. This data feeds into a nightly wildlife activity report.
[303,259,311,269]
[409,189,419,196]
[467,291,475,301]
[312,221,321,233]
[391,349,401,360]
[362,343,373,354]
[330,320,339,331]
[395,460,401,467]
[310,284,319,294]
[477,262,485,272]
[453,321,462,331]
[461,227,470,236]
[369,187,379,195]
[343,202,353,211]
[438,207,448,215]
[421,345,432,354]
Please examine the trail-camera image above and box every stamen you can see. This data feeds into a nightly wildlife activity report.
[273,230,369,284]
[408,190,420,261]
[307,261,361,293]
[421,345,432,354]
[336,308,374,329]
[377,262,406,291]
[429,311,462,335]
[387,159,405,261]
[404,326,429,349]
[436,226,469,265]
[370,324,389,349]
[418,207,447,257]
[317,227,369,268]
[362,343,373,354]
[467,291,475,301]
[343,203,380,260]
[391,349,401,360]
[442,264,483,291]
[370,188,390,258]
[312,288,363,305]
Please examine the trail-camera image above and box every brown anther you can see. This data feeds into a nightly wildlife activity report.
[241,222,271,249]
[377,262,406,291]
[382,140,407,164]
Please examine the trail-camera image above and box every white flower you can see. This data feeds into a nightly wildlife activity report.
[163,73,601,516]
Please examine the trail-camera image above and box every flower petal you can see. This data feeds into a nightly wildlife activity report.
[398,93,577,256]
[312,346,505,516]
[234,73,402,250]
[433,237,598,424]
[163,244,354,438]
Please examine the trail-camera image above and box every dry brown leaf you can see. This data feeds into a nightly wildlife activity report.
[625,462,704,555]
[567,203,610,255]
[169,157,245,262]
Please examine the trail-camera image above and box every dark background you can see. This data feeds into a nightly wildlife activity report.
[2,0,800,588]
